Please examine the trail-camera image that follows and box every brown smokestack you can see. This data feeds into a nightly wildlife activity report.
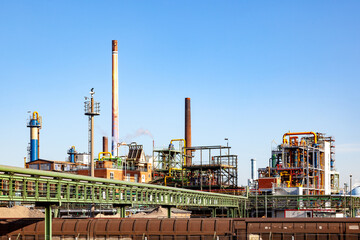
[103,136,108,153]
[185,98,192,166]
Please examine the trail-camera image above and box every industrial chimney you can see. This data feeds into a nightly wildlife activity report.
[251,158,257,181]
[185,98,192,166]
[112,40,119,155]
[103,136,108,153]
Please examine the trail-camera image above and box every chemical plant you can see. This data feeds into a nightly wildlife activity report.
[255,132,339,195]
[1,40,360,240]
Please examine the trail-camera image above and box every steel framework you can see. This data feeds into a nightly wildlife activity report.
[0,164,247,240]
[248,195,360,217]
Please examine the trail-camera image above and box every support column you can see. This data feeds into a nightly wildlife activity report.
[227,208,235,218]
[121,206,126,218]
[114,204,128,218]
[53,208,59,218]
[212,208,216,218]
[45,205,52,240]
[167,207,171,218]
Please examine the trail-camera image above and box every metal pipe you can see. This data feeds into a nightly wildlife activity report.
[112,40,119,156]
[185,98,191,167]
[283,132,317,144]
[68,146,76,163]
[98,152,112,161]
[170,139,186,166]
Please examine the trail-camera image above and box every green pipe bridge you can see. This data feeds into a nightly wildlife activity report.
[0,165,247,240]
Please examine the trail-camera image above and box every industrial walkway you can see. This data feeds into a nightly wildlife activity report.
[0,164,247,240]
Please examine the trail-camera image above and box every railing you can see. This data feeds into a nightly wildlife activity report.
[0,165,246,208]
[248,195,360,210]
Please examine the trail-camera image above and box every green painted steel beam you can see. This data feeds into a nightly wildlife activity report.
[45,205,52,240]
[0,164,246,209]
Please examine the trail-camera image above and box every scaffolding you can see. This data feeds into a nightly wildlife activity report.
[152,142,239,191]
[152,141,184,187]
[184,145,238,191]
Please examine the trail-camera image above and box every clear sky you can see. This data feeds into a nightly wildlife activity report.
[0,1,359,187]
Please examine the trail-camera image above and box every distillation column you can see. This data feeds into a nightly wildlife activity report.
[27,112,41,162]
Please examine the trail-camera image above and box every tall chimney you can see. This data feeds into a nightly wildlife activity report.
[251,158,257,181]
[103,136,108,153]
[185,98,192,166]
[112,40,119,155]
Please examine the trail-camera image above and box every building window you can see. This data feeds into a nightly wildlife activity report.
[134,174,138,183]
[110,172,114,179]
[54,164,62,171]
[63,165,70,171]
[141,175,146,183]
[40,163,50,171]
[29,164,39,170]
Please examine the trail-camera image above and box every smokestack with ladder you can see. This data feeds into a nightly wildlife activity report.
[27,111,41,162]
[112,40,119,156]
[185,98,192,166]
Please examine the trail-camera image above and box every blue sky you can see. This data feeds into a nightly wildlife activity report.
[0,1,359,186]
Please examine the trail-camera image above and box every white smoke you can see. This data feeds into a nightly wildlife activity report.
[120,128,154,143]
[96,125,109,137]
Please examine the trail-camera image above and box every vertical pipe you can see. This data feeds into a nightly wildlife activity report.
[68,147,76,163]
[185,98,191,166]
[103,136,108,153]
[37,128,40,160]
[112,40,119,156]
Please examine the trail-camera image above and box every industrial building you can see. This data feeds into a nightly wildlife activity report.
[150,98,241,193]
[21,40,359,221]
[71,141,153,183]
[25,111,153,183]
[254,131,340,196]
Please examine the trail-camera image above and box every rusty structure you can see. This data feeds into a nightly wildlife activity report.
[152,98,240,193]
[112,40,119,156]
[102,136,108,152]
[2,218,360,240]
[184,145,238,191]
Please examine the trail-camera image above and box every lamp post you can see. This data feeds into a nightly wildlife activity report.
[84,88,100,177]
[350,174,353,217]
[344,183,348,217]
[115,142,128,181]
[225,138,229,156]
[255,180,258,218]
